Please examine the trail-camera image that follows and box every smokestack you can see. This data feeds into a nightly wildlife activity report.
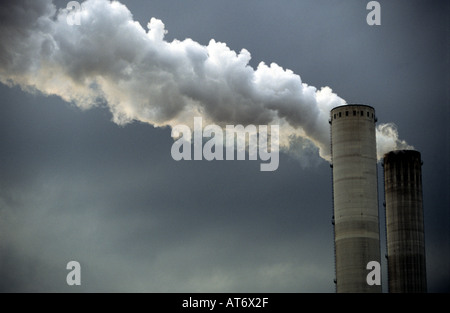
[383,150,427,293]
[330,104,381,293]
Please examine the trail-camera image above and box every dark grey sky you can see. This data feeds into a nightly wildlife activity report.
[0,0,448,292]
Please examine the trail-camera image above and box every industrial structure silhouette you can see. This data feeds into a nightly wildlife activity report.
[330,105,427,293]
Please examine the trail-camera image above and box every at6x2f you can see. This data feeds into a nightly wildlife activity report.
[225,298,268,308]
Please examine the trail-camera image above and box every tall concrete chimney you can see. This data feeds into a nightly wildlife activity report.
[383,150,427,292]
[330,104,382,292]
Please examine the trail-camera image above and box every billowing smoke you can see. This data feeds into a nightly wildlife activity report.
[0,0,411,162]
[376,123,414,159]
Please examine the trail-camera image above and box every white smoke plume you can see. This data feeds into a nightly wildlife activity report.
[0,0,411,162]
[376,123,414,159]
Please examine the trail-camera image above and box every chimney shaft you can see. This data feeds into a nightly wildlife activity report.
[383,150,427,292]
[330,104,382,292]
